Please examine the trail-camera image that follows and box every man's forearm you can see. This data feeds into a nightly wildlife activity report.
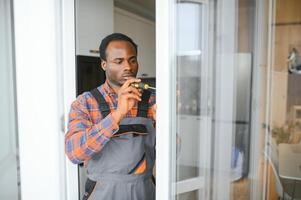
[65,113,119,164]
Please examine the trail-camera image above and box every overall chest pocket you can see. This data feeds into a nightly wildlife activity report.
[112,124,149,138]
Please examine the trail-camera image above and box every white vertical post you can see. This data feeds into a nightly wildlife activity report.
[263,0,277,199]
[13,0,76,199]
[61,0,78,200]
[212,0,237,199]
[249,0,269,199]
[156,0,174,199]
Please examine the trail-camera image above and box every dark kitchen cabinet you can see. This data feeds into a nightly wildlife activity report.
[76,55,106,96]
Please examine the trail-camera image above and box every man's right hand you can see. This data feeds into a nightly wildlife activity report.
[112,78,142,124]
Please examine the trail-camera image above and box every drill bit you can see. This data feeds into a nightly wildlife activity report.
[130,82,156,90]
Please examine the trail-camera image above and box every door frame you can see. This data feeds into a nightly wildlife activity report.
[156,0,212,199]
[156,0,175,199]
[61,0,79,199]
[13,0,78,199]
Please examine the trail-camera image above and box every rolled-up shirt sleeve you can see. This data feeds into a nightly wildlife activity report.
[65,96,119,164]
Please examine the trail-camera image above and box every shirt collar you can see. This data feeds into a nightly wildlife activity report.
[103,80,117,96]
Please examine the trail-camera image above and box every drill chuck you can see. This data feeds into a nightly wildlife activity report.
[130,82,155,90]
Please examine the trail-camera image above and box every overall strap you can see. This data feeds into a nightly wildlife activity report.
[90,88,110,118]
[137,90,151,118]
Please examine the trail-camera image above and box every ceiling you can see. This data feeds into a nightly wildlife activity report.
[114,0,155,21]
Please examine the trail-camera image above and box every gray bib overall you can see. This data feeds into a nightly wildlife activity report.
[83,88,156,200]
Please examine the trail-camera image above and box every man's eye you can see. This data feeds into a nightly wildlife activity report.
[130,59,137,64]
[115,60,122,64]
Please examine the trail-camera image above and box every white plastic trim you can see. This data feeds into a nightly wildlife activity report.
[156,0,173,199]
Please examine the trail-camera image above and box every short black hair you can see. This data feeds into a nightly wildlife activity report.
[99,33,138,61]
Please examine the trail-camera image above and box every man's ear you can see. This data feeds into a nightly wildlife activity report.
[101,60,106,71]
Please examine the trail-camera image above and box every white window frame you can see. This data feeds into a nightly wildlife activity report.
[13,0,77,199]
[156,0,174,199]
[156,0,211,199]
[61,0,79,200]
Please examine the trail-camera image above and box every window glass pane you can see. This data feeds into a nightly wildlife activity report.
[174,2,206,199]
[0,0,20,199]
[172,0,272,199]
[267,0,301,199]
[177,3,202,52]
[176,190,198,200]
[210,0,258,199]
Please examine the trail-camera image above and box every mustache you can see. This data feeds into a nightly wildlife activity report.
[122,72,135,77]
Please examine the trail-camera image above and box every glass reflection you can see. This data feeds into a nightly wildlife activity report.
[175,2,205,199]
[0,0,21,199]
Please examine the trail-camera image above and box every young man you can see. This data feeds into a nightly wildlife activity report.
[65,33,156,200]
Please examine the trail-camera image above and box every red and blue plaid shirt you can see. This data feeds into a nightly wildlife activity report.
[65,81,156,164]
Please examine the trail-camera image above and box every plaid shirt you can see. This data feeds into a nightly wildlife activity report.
[65,81,156,164]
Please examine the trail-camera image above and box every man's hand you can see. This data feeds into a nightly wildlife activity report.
[112,78,142,123]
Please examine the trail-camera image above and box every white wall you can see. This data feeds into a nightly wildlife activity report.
[114,8,156,78]
[76,0,113,57]
[75,4,155,76]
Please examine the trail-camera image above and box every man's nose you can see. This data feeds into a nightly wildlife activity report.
[123,60,132,70]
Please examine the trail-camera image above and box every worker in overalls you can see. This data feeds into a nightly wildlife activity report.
[65,33,156,200]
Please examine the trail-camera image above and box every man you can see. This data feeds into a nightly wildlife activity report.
[65,33,156,200]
